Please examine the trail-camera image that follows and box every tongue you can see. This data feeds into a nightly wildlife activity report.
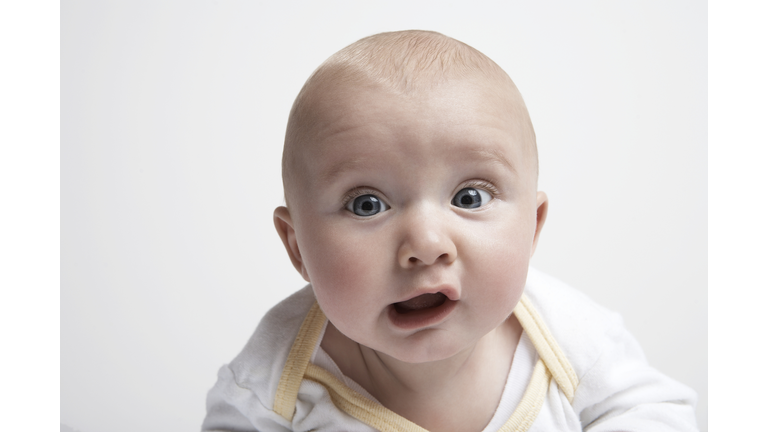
[395,293,447,313]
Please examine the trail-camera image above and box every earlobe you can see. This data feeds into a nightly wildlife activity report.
[530,191,548,257]
[273,206,310,282]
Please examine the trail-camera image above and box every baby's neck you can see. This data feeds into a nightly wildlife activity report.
[321,316,522,432]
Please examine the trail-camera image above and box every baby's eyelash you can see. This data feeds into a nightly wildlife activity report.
[463,179,500,196]
[342,181,498,207]
[341,187,379,206]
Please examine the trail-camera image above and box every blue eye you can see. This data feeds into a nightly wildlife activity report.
[452,187,492,209]
[347,194,389,217]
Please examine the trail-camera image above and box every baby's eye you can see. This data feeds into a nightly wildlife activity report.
[346,194,390,217]
[451,187,492,209]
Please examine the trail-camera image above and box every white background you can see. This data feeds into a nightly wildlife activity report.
[60,1,707,430]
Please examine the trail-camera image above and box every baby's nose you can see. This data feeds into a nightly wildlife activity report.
[396,211,457,268]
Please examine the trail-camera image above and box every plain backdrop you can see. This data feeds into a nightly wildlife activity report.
[61,1,706,430]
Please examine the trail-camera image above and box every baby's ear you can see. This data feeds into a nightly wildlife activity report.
[530,191,548,257]
[273,206,310,282]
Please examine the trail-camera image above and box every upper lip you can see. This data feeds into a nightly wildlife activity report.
[393,284,461,303]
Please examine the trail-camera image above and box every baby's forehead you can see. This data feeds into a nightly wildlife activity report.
[295,84,531,181]
[303,72,523,131]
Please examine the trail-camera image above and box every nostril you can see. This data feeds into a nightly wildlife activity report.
[407,253,451,266]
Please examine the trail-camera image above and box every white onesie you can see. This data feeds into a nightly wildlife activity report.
[202,268,698,431]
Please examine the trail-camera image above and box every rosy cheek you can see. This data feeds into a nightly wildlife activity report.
[471,220,531,286]
[304,234,381,313]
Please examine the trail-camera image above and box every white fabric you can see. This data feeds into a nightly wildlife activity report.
[481,332,537,432]
[309,326,537,432]
[201,268,699,431]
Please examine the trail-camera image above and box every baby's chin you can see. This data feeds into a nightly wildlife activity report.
[366,330,477,365]
[384,350,461,365]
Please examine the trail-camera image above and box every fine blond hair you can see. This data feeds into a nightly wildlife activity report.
[282,30,537,206]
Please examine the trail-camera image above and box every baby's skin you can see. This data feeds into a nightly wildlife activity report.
[274,31,548,432]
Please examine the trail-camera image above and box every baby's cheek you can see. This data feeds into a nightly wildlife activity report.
[473,216,531,260]
[306,238,383,318]
[472,221,531,290]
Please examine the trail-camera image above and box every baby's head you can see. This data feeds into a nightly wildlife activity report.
[274,30,547,364]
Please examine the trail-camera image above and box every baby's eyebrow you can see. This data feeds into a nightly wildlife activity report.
[464,147,517,174]
[320,157,367,186]
[319,146,516,185]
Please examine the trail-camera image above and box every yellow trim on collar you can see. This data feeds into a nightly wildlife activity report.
[305,363,429,432]
[273,302,327,421]
[513,294,579,403]
[498,359,551,432]
[302,357,550,432]
[273,296,576,430]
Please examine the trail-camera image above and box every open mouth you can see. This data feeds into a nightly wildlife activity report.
[393,293,447,314]
[389,293,457,330]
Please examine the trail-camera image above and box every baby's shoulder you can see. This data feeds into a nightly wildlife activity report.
[522,268,628,373]
[202,286,318,431]
[228,285,317,407]
[522,270,698,430]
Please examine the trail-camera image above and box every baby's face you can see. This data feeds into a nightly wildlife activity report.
[278,76,546,364]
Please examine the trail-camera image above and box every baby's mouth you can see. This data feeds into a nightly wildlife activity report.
[388,292,456,330]
[393,293,447,314]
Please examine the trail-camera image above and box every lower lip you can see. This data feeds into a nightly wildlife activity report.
[387,299,458,330]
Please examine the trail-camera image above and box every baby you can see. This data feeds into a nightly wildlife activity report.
[203,30,698,432]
